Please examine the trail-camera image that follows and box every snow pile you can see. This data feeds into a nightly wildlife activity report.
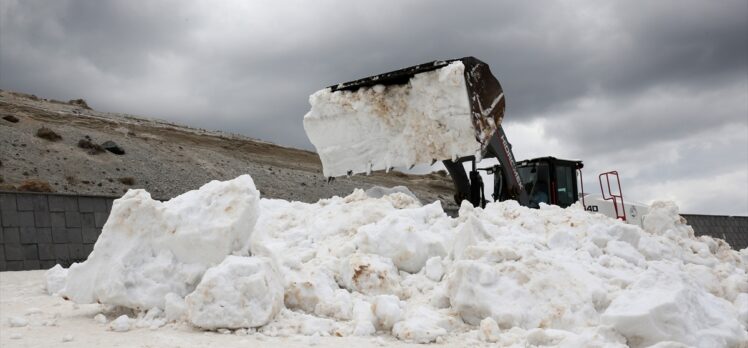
[304,61,481,177]
[47,175,748,347]
[59,175,260,310]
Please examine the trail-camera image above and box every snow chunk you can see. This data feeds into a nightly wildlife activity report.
[392,307,455,343]
[338,253,402,296]
[186,256,284,329]
[601,263,747,347]
[424,256,445,281]
[605,240,645,265]
[136,307,166,329]
[356,202,451,273]
[304,61,481,177]
[373,295,404,331]
[109,315,132,332]
[284,269,353,320]
[447,259,537,327]
[7,316,28,327]
[299,315,336,336]
[44,264,68,295]
[352,299,376,336]
[61,175,260,310]
[164,292,187,322]
[479,317,500,343]
[447,251,607,330]
[643,201,692,238]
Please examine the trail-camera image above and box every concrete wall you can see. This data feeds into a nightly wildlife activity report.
[0,191,114,271]
[682,214,748,251]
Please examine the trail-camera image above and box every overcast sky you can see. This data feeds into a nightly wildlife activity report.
[1,0,746,215]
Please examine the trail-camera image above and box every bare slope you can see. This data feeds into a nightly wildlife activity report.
[0,90,454,206]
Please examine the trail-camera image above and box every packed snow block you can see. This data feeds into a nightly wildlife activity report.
[338,253,402,297]
[44,264,68,295]
[304,61,482,177]
[392,306,456,343]
[164,292,188,322]
[60,175,260,310]
[186,256,284,329]
[351,299,377,336]
[424,256,445,281]
[372,295,404,331]
[447,259,538,327]
[109,315,133,332]
[284,269,336,313]
[643,201,692,238]
[601,263,747,347]
[446,255,607,330]
[356,202,452,273]
[284,268,353,320]
[479,317,500,343]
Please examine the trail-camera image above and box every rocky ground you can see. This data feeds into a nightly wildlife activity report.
[0,90,456,208]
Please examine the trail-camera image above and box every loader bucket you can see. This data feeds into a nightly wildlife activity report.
[303,57,506,177]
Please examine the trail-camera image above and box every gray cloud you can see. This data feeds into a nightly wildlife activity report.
[1,0,746,214]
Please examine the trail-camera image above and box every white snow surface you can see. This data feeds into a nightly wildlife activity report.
[303,61,482,177]
[47,175,748,347]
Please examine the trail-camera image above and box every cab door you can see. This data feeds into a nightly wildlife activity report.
[551,163,577,208]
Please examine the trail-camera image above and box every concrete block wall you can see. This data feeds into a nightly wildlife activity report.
[0,191,115,271]
[682,214,748,250]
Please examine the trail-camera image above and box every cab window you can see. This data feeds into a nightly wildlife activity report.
[519,163,550,208]
[555,164,576,207]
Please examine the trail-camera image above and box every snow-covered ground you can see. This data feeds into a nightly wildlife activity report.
[3,175,747,347]
[0,270,428,347]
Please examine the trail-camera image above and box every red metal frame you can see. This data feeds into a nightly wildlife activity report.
[599,171,626,221]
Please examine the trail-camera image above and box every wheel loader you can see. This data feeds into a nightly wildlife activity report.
[303,57,646,224]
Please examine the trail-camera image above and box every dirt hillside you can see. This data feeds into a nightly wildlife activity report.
[0,90,456,208]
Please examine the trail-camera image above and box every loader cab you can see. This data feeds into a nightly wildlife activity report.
[492,157,583,208]
[516,157,583,208]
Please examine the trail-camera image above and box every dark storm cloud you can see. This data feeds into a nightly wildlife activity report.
[1,0,746,214]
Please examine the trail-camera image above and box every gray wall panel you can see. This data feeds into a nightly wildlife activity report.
[0,191,116,270]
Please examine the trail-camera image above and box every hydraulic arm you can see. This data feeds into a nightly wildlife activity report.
[442,126,528,207]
